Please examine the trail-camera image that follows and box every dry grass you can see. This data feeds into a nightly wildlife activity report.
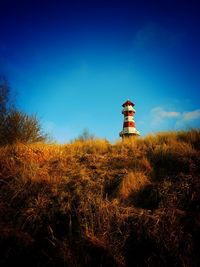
[0,129,200,267]
[119,171,150,199]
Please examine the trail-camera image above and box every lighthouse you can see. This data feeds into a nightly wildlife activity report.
[119,99,140,138]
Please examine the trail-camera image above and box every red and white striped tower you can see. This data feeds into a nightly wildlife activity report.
[119,99,140,138]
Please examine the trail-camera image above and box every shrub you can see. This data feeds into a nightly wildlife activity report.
[0,110,47,145]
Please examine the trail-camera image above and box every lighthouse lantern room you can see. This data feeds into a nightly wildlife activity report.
[119,99,140,138]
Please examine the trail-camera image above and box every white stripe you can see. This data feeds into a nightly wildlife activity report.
[124,116,134,122]
[122,106,136,112]
[122,127,140,134]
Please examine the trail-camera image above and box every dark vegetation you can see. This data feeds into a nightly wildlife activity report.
[0,130,200,267]
[0,76,47,145]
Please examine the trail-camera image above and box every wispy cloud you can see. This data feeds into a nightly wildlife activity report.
[151,107,200,129]
[175,109,200,129]
[151,106,180,124]
[182,109,200,121]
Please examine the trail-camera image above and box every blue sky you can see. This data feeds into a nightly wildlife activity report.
[1,0,200,142]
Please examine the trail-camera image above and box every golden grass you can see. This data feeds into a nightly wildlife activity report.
[119,171,150,199]
[0,129,200,267]
[69,138,110,155]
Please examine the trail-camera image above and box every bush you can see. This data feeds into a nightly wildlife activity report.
[0,76,48,145]
[0,110,47,144]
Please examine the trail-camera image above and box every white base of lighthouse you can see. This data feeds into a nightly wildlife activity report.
[120,127,140,137]
[121,127,140,135]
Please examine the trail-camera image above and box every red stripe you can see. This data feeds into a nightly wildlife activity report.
[124,111,134,116]
[123,121,135,127]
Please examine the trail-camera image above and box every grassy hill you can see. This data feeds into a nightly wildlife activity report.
[0,130,200,267]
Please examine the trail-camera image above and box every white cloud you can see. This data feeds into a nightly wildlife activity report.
[182,109,200,121]
[175,109,200,129]
[151,107,200,129]
[151,107,180,124]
